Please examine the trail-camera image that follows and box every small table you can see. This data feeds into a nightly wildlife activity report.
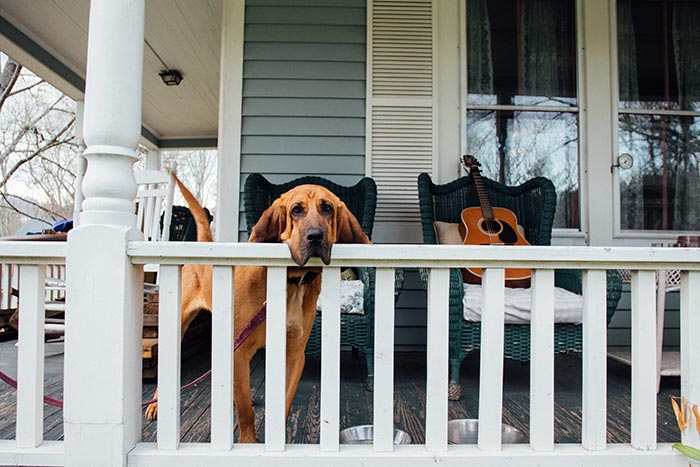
[0,233,68,242]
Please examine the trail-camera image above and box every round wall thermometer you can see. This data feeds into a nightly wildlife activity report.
[617,153,634,170]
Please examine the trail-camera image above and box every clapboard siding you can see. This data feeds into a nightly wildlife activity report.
[240,0,367,239]
[245,25,365,43]
[394,269,427,350]
[245,7,365,24]
[244,61,365,79]
[245,43,366,61]
[241,155,364,173]
[241,136,364,155]
[608,286,680,350]
[242,98,365,117]
[244,80,365,98]
[242,117,365,136]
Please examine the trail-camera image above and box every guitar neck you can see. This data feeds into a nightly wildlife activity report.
[471,170,495,220]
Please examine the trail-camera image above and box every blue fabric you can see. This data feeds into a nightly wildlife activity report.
[51,219,73,232]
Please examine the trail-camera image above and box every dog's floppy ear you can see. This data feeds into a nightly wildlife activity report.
[249,197,286,243]
[335,202,371,244]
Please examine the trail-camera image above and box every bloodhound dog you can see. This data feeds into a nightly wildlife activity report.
[144,176,370,443]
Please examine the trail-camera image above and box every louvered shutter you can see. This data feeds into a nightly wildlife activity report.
[367,0,436,224]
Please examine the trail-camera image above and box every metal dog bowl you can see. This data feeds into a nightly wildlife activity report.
[339,425,412,445]
[447,419,527,444]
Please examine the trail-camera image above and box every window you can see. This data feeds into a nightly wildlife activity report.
[465,0,579,229]
[618,0,700,231]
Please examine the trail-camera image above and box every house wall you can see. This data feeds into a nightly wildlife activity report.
[239,0,367,240]
[608,286,680,352]
[237,0,669,353]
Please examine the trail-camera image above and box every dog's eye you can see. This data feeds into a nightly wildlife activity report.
[321,202,333,216]
[291,205,304,216]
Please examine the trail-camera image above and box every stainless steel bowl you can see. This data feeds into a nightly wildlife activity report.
[447,419,527,444]
[339,425,412,445]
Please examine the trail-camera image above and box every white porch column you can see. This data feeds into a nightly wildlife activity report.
[64,1,145,466]
[216,0,245,241]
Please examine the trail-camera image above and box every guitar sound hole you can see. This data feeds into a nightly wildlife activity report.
[479,218,503,235]
[478,218,519,244]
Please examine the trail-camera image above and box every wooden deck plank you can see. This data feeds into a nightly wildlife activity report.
[0,346,683,447]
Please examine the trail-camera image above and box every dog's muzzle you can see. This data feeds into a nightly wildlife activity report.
[288,228,332,266]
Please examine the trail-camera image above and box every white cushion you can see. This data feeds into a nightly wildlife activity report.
[317,279,365,315]
[462,283,583,324]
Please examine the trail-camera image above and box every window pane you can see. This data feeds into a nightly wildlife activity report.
[618,0,700,111]
[619,114,700,230]
[466,110,579,229]
[467,0,577,106]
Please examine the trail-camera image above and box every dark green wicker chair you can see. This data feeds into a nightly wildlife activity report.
[161,205,214,241]
[417,172,622,400]
[243,173,381,388]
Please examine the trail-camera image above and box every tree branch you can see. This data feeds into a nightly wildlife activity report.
[0,116,75,190]
[0,191,62,224]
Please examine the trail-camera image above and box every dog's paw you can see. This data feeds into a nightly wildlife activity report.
[144,402,158,420]
[239,432,259,443]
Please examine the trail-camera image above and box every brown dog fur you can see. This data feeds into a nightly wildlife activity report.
[144,175,370,443]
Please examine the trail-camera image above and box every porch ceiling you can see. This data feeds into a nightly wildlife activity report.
[0,0,222,146]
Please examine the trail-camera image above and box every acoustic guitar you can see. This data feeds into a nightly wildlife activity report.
[458,155,531,287]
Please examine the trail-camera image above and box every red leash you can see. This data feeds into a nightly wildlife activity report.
[0,303,269,410]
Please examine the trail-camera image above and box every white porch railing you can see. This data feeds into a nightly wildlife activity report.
[0,241,699,466]
[0,242,66,467]
[125,242,698,467]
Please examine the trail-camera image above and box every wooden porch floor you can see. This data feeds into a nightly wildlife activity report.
[0,341,683,445]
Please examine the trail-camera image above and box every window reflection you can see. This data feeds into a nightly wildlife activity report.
[467,110,579,229]
[619,114,700,230]
[466,0,578,229]
[618,0,700,231]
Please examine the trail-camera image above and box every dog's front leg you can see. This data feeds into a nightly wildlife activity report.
[234,350,258,443]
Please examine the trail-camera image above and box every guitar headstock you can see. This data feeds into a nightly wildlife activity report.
[461,154,481,174]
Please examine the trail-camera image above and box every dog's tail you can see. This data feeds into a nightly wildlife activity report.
[172,173,214,243]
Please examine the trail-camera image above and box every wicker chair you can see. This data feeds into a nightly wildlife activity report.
[243,173,383,388]
[417,172,622,400]
[161,205,214,242]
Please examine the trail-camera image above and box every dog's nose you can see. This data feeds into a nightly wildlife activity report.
[306,228,324,244]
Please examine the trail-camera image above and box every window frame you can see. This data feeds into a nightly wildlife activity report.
[611,0,700,240]
[458,0,586,243]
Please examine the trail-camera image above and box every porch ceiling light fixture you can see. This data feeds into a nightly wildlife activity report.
[159,69,183,86]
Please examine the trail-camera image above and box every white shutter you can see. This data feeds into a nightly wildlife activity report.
[367,0,436,224]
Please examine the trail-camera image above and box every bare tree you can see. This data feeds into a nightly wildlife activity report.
[0,53,77,235]
[162,149,217,210]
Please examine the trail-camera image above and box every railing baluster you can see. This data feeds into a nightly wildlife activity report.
[157,265,182,450]
[265,266,287,451]
[425,267,449,452]
[478,268,505,451]
[373,267,396,452]
[681,271,700,448]
[320,267,341,452]
[582,269,607,450]
[530,268,554,451]
[0,263,10,309]
[211,265,234,450]
[16,264,45,448]
[631,270,657,450]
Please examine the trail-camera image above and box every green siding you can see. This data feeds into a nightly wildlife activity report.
[240,0,367,240]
